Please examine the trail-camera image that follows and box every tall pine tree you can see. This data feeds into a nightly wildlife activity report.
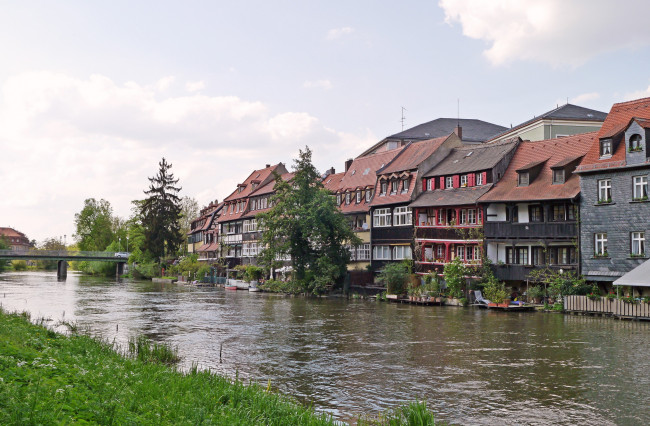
[141,158,183,261]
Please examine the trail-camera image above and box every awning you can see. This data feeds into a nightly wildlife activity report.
[613,259,650,287]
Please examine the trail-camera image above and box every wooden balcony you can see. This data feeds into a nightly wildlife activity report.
[484,221,577,240]
[493,264,577,281]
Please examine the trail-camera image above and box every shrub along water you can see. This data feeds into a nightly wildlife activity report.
[0,308,440,425]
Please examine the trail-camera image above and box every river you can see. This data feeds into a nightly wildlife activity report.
[1,271,648,425]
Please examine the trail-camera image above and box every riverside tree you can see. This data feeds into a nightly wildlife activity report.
[140,158,183,261]
[258,146,360,294]
[73,198,114,251]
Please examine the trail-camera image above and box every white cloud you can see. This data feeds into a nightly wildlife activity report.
[185,80,205,92]
[439,0,650,66]
[303,79,333,90]
[326,27,354,40]
[624,85,650,101]
[569,92,600,104]
[156,76,175,91]
[0,71,375,242]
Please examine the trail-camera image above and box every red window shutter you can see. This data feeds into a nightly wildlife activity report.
[468,173,475,187]
[439,177,445,189]
[453,175,459,188]
[422,178,427,191]
[431,178,436,190]
[481,171,487,184]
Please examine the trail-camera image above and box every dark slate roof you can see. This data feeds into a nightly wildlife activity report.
[423,138,519,177]
[489,103,607,141]
[410,185,493,208]
[388,118,506,143]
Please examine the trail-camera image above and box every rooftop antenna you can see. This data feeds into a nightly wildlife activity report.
[401,106,407,131]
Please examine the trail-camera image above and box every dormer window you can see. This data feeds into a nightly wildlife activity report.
[476,173,483,185]
[460,175,468,187]
[380,181,387,195]
[336,194,341,205]
[445,176,453,189]
[402,178,410,193]
[518,171,529,186]
[366,189,373,202]
[356,191,362,203]
[552,169,565,184]
[391,180,398,194]
[600,139,612,157]
[345,192,351,205]
[629,134,643,152]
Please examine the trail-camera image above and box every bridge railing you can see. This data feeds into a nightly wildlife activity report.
[0,249,129,259]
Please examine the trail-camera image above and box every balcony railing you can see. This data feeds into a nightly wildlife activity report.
[493,264,577,281]
[484,221,577,239]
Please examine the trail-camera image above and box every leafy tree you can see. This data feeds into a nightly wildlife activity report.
[179,196,200,247]
[377,261,410,295]
[529,267,589,299]
[74,198,114,251]
[0,236,8,272]
[443,256,467,299]
[36,237,66,270]
[141,158,183,261]
[258,146,360,294]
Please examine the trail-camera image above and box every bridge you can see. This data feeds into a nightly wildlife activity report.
[0,249,130,278]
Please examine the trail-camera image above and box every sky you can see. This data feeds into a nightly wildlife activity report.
[2,0,650,243]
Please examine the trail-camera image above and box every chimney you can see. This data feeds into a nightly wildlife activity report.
[345,159,353,172]
[214,199,219,204]
[454,125,462,140]
[266,164,271,168]
[329,167,335,175]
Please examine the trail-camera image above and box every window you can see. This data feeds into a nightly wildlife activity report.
[551,205,566,221]
[529,205,543,222]
[595,233,607,256]
[473,246,481,261]
[553,169,565,184]
[380,181,387,195]
[437,209,446,225]
[393,206,412,226]
[346,245,357,261]
[506,247,514,264]
[633,176,648,200]
[373,208,392,227]
[598,179,611,203]
[466,246,474,261]
[465,209,476,225]
[357,244,371,260]
[365,189,373,202]
[567,204,576,220]
[517,247,529,265]
[532,247,545,265]
[518,171,529,186]
[460,175,468,187]
[506,205,518,222]
[437,245,444,259]
[393,246,412,260]
[336,194,341,205]
[445,176,453,189]
[402,178,410,193]
[356,191,362,203]
[476,173,483,185]
[426,179,432,191]
[249,219,257,233]
[456,246,465,261]
[391,180,398,193]
[632,232,645,256]
[345,192,351,205]
[373,245,391,260]
[600,139,612,157]
[243,220,251,233]
[630,134,643,151]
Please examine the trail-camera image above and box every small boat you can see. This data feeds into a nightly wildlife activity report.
[249,284,260,292]
[225,285,238,290]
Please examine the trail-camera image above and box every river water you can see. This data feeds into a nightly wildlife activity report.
[1,271,648,425]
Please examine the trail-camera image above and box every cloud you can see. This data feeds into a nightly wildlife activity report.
[0,72,376,242]
[185,80,205,92]
[439,0,650,66]
[326,27,354,40]
[303,79,333,90]
[624,85,650,101]
[569,92,600,104]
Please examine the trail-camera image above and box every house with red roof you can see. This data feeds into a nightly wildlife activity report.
[0,227,31,251]
[411,138,519,275]
[369,133,461,272]
[217,163,289,269]
[328,149,402,272]
[575,97,650,295]
[479,132,595,292]
[190,201,223,263]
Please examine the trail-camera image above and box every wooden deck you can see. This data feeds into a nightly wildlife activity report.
[564,295,650,320]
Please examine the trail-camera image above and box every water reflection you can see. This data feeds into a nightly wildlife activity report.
[1,271,648,425]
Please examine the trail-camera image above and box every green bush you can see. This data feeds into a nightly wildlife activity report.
[10,260,27,271]
[258,279,303,294]
[377,262,409,295]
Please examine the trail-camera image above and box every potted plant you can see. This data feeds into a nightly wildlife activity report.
[605,292,616,301]
[527,285,544,304]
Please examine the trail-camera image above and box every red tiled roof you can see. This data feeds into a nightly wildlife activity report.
[338,149,401,191]
[322,172,345,192]
[369,172,417,207]
[223,164,284,202]
[480,132,595,202]
[577,97,650,171]
[380,136,448,174]
[0,227,27,238]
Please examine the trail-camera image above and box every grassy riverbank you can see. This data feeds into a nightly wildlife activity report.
[0,309,439,425]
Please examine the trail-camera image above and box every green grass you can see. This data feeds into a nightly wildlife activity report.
[0,308,440,425]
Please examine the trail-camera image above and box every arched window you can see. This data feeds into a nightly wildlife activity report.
[630,134,643,151]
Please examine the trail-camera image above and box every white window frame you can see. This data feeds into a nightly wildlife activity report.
[553,169,565,184]
[402,178,410,193]
[373,208,392,227]
[473,246,481,261]
[365,189,372,202]
[460,175,468,187]
[393,206,412,226]
[391,180,398,194]
[632,232,645,256]
[243,220,251,233]
[357,244,371,260]
[373,245,391,260]
[356,191,362,203]
[380,181,387,195]
[445,176,453,189]
[336,194,341,205]
[476,173,483,185]
[345,192,351,205]
[633,176,648,199]
[456,246,465,261]
[393,245,412,260]
[466,209,476,225]
[598,179,612,202]
[595,233,608,256]
[426,179,432,191]
[437,245,444,259]
[601,139,612,157]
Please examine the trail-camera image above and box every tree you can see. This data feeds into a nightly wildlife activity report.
[443,256,468,299]
[258,146,360,294]
[0,236,9,272]
[179,196,200,251]
[36,237,66,270]
[141,158,183,261]
[73,198,114,251]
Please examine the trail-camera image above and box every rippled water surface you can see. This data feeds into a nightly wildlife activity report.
[1,271,649,424]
